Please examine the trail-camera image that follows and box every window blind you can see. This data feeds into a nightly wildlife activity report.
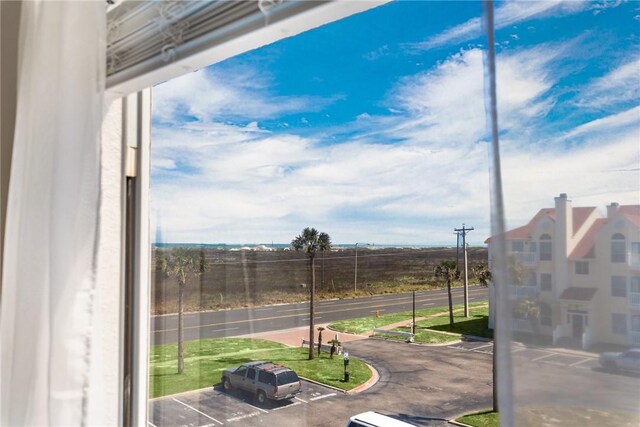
[106,0,386,95]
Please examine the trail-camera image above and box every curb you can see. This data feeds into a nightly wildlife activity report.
[447,420,474,427]
[347,362,380,394]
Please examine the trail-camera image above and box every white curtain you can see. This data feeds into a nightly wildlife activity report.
[1,1,106,425]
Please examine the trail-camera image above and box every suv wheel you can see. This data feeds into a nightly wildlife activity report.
[257,390,267,405]
[222,377,231,391]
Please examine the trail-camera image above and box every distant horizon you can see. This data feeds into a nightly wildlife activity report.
[152,241,487,248]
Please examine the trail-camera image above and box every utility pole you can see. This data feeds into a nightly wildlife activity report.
[454,224,474,317]
[455,231,461,271]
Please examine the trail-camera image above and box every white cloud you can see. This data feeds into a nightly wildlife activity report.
[574,56,640,109]
[151,42,638,245]
[411,0,588,50]
[152,66,336,124]
[563,105,640,140]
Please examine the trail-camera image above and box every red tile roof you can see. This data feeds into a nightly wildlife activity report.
[572,207,597,235]
[619,205,640,227]
[569,218,606,260]
[560,287,598,301]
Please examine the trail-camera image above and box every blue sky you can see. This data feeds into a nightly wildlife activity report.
[152,0,639,246]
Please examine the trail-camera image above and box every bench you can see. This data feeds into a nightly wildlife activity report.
[373,328,414,342]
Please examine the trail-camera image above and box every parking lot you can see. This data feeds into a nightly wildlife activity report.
[447,340,601,371]
[149,379,339,427]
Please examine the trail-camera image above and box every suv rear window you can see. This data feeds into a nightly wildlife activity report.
[258,371,276,386]
[276,370,299,385]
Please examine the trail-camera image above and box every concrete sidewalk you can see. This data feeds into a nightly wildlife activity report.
[235,322,368,347]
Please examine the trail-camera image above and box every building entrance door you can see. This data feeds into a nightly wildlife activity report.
[572,314,584,339]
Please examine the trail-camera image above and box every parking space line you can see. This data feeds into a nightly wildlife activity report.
[294,396,308,403]
[531,353,555,362]
[172,398,224,425]
[474,344,493,350]
[569,357,594,367]
[309,393,337,401]
[242,401,269,414]
[270,401,302,411]
[226,412,261,422]
[148,422,158,427]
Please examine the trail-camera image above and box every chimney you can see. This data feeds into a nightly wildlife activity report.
[554,193,572,256]
[607,202,619,218]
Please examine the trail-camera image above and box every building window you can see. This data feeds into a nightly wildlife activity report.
[612,313,627,335]
[511,241,524,252]
[540,303,552,326]
[539,234,552,261]
[575,261,589,275]
[611,233,626,263]
[540,273,552,291]
[611,276,627,297]
[631,277,640,294]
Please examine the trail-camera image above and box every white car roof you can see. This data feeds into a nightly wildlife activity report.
[349,411,416,427]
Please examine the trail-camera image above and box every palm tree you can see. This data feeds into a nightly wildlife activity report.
[472,263,492,287]
[292,227,331,360]
[157,247,206,374]
[434,260,460,328]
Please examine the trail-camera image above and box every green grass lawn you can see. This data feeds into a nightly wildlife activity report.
[329,302,488,335]
[150,338,371,398]
[456,410,499,427]
[402,306,493,343]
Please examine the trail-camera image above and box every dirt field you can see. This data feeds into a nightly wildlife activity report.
[152,246,488,314]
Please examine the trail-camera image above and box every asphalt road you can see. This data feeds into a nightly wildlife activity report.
[151,286,488,345]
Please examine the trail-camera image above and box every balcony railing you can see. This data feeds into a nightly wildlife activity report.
[510,285,539,299]
[630,292,640,309]
[511,251,538,266]
[630,331,640,346]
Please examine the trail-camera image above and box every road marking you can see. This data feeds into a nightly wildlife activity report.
[172,398,224,425]
[474,344,493,350]
[226,412,260,422]
[294,396,308,403]
[153,292,489,333]
[422,303,435,306]
[242,401,269,414]
[270,401,302,411]
[276,307,309,313]
[309,393,337,401]
[569,357,594,367]
[148,422,158,427]
[532,353,555,362]
[254,308,273,312]
[209,327,239,333]
[370,309,386,313]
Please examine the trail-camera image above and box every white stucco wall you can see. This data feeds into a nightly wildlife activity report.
[87,99,124,426]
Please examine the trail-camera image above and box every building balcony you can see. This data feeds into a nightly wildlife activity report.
[630,292,640,309]
[511,251,538,266]
[510,284,539,299]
